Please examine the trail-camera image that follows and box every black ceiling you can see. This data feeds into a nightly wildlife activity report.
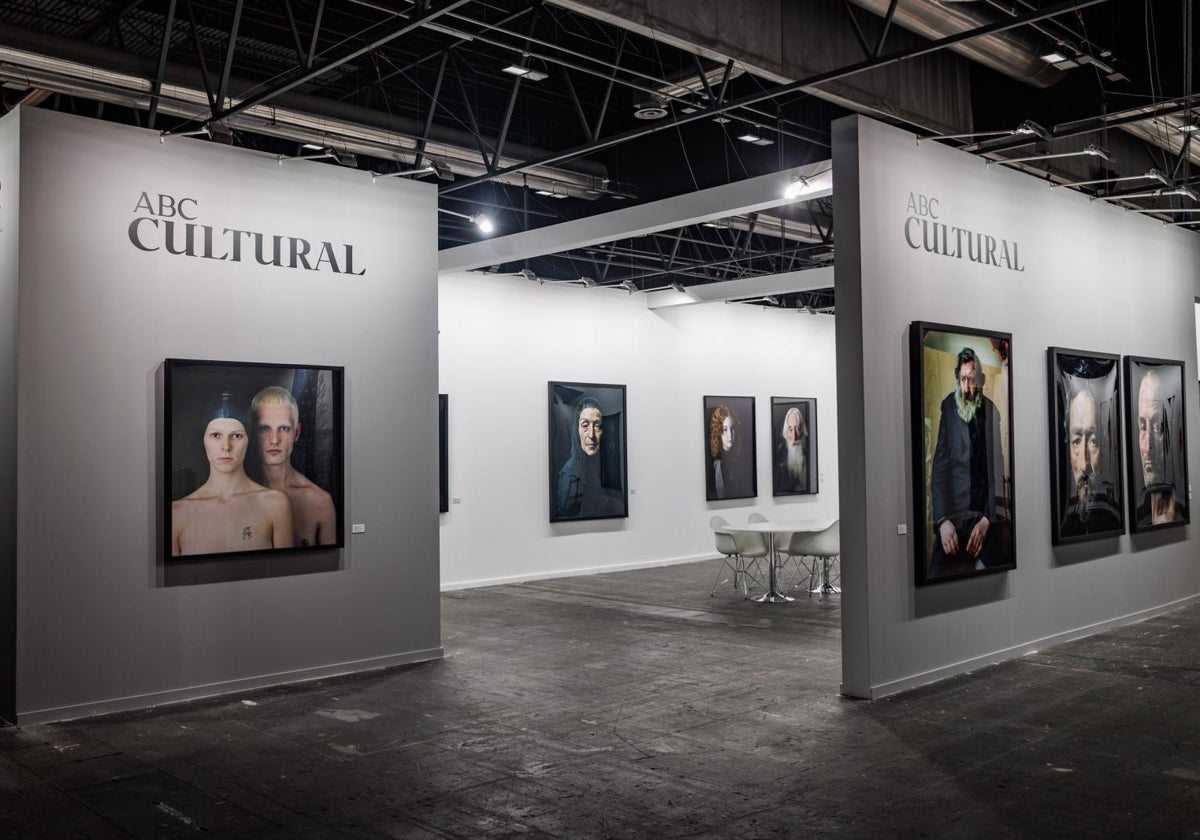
[0,0,1194,302]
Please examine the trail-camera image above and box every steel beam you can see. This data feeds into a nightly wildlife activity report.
[645,267,835,309]
[439,160,831,273]
[216,0,245,112]
[146,0,177,129]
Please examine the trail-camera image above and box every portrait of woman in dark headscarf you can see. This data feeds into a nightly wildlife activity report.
[549,382,628,522]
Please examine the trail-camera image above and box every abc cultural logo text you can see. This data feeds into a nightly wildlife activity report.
[904,193,1024,272]
[128,192,366,275]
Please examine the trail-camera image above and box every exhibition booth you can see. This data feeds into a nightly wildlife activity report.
[0,105,1198,723]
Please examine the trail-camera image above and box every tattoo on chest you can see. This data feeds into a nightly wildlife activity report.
[242,525,253,541]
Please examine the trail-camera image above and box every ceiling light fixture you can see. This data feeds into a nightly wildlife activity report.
[159,126,210,143]
[578,276,597,287]
[438,207,495,235]
[376,162,451,181]
[1053,168,1169,190]
[1039,51,1068,64]
[618,279,638,293]
[991,143,1111,167]
[783,174,810,200]
[277,147,334,164]
[670,281,686,293]
[501,64,548,82]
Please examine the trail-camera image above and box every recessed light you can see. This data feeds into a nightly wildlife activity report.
[1040,51,1067,63]
[737,132,761,143]
[502,64,531,77]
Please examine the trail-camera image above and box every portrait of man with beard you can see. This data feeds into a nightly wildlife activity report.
[912,324,1015,584]
[771,398,817,496]
[1048,349,1123,544]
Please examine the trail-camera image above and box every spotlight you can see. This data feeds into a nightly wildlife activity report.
[784,174,809,200]
[670,281,686,293]
[473,214,495,234]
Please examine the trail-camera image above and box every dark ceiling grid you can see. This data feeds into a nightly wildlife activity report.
[0,0,1197,303]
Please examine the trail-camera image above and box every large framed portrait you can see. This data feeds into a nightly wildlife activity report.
[1123,356,1189,532]
[770,397,818,496]
[704,396,757,501]
[165,358,344,560]
[910,322,1015,585]
[438,394,449,514]
[548,381,628,522]
[1047,348,1124,544]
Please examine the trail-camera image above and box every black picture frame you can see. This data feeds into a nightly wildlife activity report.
[910,322,1015,585]
[548,381,629,522]
[770,397,818,496]
[1047,348,1124,544]
[438,393,449,514]
[165,358,344,560]
[1123,356,1189,532]
[704,395,757,501]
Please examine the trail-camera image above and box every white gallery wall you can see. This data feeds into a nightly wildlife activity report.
[835,115,1200,698]
[438,271,839,589]
[8,107,441,723]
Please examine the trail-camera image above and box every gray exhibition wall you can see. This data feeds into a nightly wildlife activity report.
[834,115,1200,699]
[11,107,441,722]
[0,109,19,720]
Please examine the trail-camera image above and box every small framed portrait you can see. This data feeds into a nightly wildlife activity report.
[438,394,449,514]
[1047,348,1124,544]
[770,397,818,496]
[1123,356,1189,532]
[548,382,628,522]
[910,322,1015,585]
[165,358,344,560]
[704,396,757,502]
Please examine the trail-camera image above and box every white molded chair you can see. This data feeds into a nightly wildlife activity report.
[777,529,817,594]
[804,520,841,597]
[709,515,766,596]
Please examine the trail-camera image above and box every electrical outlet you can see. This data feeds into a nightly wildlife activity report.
[896,524,907,535]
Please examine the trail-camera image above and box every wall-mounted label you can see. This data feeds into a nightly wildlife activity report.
[128,192,366,275]
[903,192,1024,272]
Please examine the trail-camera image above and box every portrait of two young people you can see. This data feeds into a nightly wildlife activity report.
[167,360,343,559]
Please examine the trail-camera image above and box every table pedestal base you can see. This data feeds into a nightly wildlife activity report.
[752,591,795,604]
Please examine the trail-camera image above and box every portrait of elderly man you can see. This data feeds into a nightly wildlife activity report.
[922,339,1012,581]
[705,398,756,501]
[1128,359,1189,530]
[1051,351,1123,542]
[772,399,816,496]
[551,384,627,521]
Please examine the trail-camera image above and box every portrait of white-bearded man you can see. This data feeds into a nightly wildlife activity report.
[1055,360,1122,539]
[251,385,337,546]
[773,405,810,494]
[928,345,1007,579]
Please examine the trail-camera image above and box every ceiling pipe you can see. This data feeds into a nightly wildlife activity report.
[847,0,1064,87]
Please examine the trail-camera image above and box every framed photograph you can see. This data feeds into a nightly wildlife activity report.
[548,381,628,522]
[165,358,344,560]
[771,397,818,496]
[910,322,1015,585]
[704,396,757,501]
[1047,348,1124,544]
[1124,356,1189,532]
[439,394,449,514]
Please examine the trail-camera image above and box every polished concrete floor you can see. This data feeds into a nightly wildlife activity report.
[3,558,1200,838]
